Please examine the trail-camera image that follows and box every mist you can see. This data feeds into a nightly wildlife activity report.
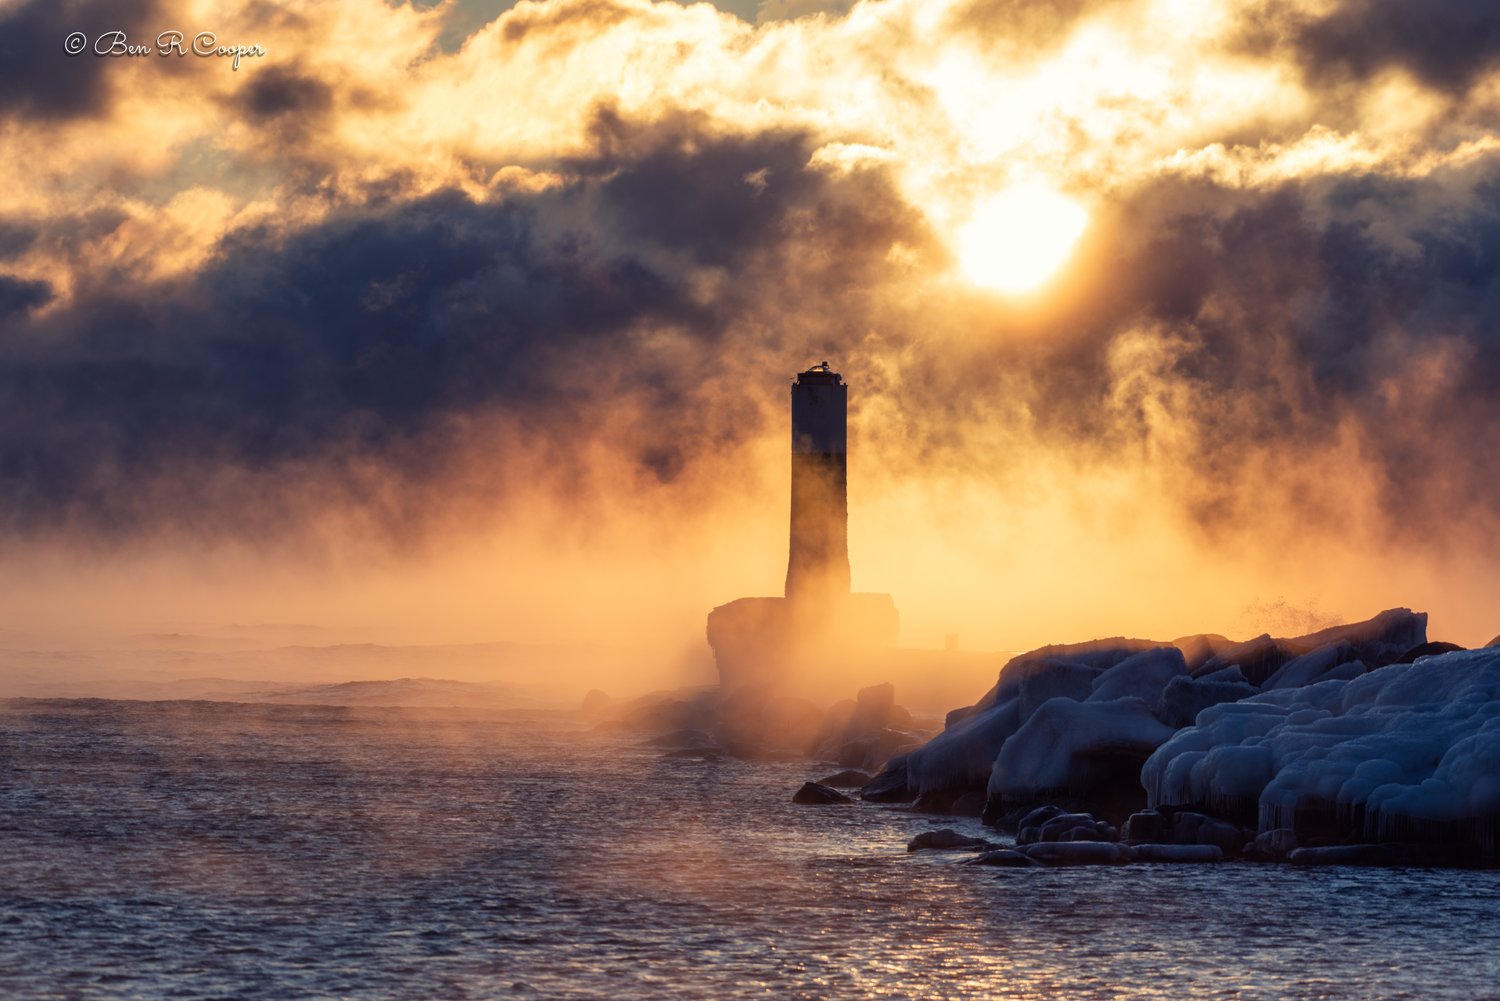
[2,0,1498,707]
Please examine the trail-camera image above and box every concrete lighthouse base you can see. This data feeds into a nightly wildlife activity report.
[706,592,899,702]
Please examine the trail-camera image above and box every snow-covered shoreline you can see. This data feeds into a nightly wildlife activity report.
[865,609,1500,866]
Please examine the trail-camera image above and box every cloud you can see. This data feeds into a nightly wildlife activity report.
[0,108,926,543]
[0,0,163,122]
[0,273,51,318]
[1283,0,1500,96]
[2,0,1500,646]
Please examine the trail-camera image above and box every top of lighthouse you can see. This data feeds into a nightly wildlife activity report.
[794,361,842,386]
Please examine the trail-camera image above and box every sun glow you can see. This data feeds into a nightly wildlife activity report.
[955,183,1089,294]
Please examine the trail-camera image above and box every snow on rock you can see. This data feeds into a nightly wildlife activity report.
[1087,647,1188,705]
[1261,642,1365,690]
[1189,608,1427,685]
[903,696,1025,795]
[987,697,1176,813]
[905,640,1154,795]
[1143,648,1500,859]
[1154,675,1259,729]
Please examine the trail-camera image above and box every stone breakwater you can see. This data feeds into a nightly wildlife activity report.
[846,609,1500,868]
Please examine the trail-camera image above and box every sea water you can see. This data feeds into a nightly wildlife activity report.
[1,698,1496,1000]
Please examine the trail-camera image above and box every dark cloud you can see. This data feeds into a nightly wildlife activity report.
[0,0,162,121]
[0,114,924,540]
[908,166,1500,542]
[1247,0,1500,96]
[0,275,52,319]
[239,66,334,121]
[0,221,39,261]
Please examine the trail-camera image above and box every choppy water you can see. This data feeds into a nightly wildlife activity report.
[1,698,1497,1000]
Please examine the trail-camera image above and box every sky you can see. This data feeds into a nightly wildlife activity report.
[1,0,1498,680]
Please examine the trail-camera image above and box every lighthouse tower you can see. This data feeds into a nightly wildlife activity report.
[705,360,897,698]
[785,362,851,602]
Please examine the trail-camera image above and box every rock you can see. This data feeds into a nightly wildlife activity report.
[1191,633,1291,686]
[580,689,612,717]
[648,729,717,749]
[1130,844,1223,863]
[987,696,1174,823]
[811,684,922,771]
[793,781,853,805]
[1023,841,1130,865]
[1086,647,1188,705]
[1171,634,1232,673]
[1287,844,1427,867]
[1262,642,1365,690]
[1155,676,1259,729]
[1279,608,1428,670]
[1144,648,1500,864]
[1244,828,1299,862]
[662,747,723,760]
[1170,812,1248,855]
[817,769,872,788]
[860,755,917,803]
[907,828,996,852]
[1039,812,1102,843]
[1121,810,1166,843]
[864,729,925,772]
[854,682,896,721]
[912,787,987,816]
[965,849,1039,867]
[949,790,990,817]
[1017,805,1065,830]
[906,640,1158,797]
[945,705,977,729]
[618,688,719,733]
[1394,641,1465,664]
[714,687,826,758]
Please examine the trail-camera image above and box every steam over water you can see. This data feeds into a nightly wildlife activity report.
[2,699,1497,999]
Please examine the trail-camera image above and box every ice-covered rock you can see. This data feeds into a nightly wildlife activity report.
[1154,675,1259,729]
[912,788,987,816]
[1244,828,1298,862]
[1130,844,1222,863]
[1189,609,1427,685]
[1171,634,1232,673]
[1261,642,1365,690]
[1287,844,1432,867]
[1120,810,1166,843]
[793,781,853,805]
[1169,812,1250,854]
[1394,641,1465,664]
[964,849,1038,867]
[1023,841,1130,865]
[1143,648,1500,862]
[860,754,916,803]
[987,697,1175,818]
[1086,647,1188,705]
[1191,633,1289,686]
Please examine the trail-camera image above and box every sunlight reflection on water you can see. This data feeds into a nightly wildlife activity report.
[1,699,1496,999]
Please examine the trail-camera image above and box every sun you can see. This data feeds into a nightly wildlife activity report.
[954,183,1089,295]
